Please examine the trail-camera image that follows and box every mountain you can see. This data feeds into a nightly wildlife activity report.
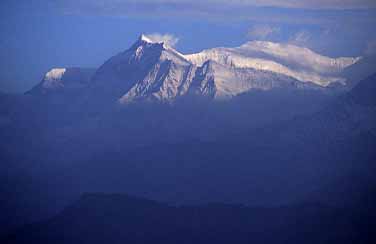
[1,36,374,238]
[25,35,361,104]
[90,35,316,104]
[3,193,375,244]
[109,35,356,103]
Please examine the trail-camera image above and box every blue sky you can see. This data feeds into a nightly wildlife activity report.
[1,0,376,92]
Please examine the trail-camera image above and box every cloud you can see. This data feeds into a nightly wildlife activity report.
[243,0,376,9]
[56,0,376,28]
[59,0,376,14]
[145,33,179,47]
[247,25,280,40]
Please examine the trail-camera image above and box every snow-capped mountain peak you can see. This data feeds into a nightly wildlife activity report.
[27,68,95,95]
[117,41,194,104]
[128,34,188,65]
[89,35,194,104]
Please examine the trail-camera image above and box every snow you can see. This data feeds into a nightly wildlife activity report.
[138,34,169,49]
[45,68,66,81]
[239,41,360,74]
[27,68,96,95]
[188,60,314,100]
[42,68,66,89]
[139,34,154,43]
[137,34,182,51]
[134,46,145,60]
[184,41,361,87]
[119,52,195,104]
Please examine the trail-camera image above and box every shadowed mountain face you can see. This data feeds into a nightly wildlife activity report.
[3,193,376,244]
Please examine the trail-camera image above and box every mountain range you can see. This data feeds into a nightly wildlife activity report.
[27,34,362,104]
